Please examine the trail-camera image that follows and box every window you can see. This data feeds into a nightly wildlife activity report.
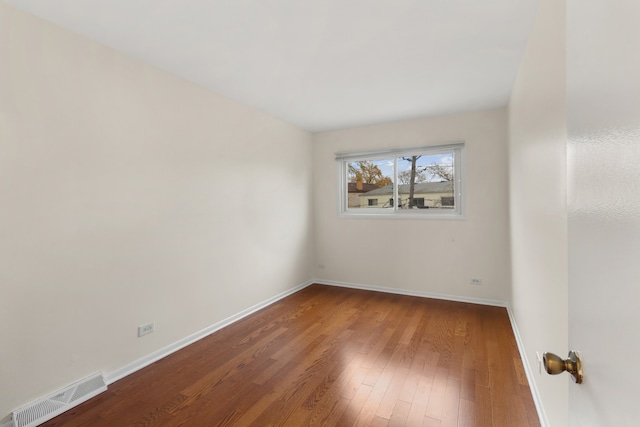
[337,143,465,218]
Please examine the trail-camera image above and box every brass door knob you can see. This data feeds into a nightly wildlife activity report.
[543,350,583,384]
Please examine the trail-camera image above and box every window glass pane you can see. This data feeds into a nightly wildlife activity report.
[397,153,455,210]
[346,159,394,209]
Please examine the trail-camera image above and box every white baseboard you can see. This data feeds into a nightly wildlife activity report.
[105,280,313,384]
[313,278,509,307]
[505,306,549,427]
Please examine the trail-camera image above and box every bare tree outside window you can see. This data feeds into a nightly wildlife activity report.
[398,169,427,184]
[425,163,454,181]
[401,156,420,208]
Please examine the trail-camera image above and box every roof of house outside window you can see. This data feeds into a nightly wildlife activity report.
[348,182,380,193]
[363,181,453,196]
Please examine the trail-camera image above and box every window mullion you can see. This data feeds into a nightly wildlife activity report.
[393,157,398,212]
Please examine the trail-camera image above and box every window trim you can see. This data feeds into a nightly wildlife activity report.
[336,143,466,219]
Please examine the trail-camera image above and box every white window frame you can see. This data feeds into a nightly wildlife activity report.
[336,143,465,219]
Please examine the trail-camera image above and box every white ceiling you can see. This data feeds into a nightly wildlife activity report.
[4,0,538,132]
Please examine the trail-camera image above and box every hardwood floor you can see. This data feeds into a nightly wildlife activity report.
[42,284,540,426]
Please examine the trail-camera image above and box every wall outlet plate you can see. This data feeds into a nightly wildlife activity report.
[138,323,154,337]
[470,278,482,285]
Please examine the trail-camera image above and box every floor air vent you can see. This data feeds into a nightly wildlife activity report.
[12,373,106,427]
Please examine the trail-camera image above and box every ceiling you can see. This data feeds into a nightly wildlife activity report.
[4,0,539,132]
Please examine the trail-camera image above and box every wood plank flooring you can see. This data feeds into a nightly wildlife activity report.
[42,284,540,426]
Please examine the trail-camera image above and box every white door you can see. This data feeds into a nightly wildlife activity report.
[567,1,640,425]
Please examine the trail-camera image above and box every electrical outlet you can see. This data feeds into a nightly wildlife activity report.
[470,278,482,285]
[138,323,154,337]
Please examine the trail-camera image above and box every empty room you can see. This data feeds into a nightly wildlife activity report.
[2,1,639,426]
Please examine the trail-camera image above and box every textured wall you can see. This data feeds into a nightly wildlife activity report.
[567,1,640,425]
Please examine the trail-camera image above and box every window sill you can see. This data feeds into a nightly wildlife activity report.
[338,211,466,220]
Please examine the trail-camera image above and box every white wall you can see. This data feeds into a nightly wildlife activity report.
[0,4,314,420]
[567,1,640,425]
[312,109,511,302]
[508,0,568,425]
